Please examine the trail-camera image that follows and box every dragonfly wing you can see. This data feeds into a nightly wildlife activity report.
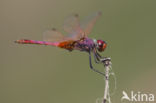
[63,14,84,40]
[64,14,80,34]
[43,28,68,42]
[43,12,101,43]
[80,11,102,37]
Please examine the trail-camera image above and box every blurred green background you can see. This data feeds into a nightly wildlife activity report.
[1,0,156,103]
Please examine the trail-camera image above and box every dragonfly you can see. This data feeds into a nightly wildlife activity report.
[15,12,109,76]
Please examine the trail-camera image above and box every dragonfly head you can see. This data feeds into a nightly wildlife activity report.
[94,39,107,52]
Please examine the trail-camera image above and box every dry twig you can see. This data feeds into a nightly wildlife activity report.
[100,58,112,103]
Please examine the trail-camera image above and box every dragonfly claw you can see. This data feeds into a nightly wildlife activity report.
[100,57,111,66]
[100,57,111,62]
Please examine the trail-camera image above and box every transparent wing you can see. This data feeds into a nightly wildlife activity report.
[63,14,84,40]
[63,12,102,39]
[80,11,102,37]
[43,28,68,42]
[43,12,102,42]
[64,14,80,34]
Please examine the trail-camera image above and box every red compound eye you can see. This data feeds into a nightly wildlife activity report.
[97,40,107,52]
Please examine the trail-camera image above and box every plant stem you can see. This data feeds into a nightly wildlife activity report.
[101,58,111,103]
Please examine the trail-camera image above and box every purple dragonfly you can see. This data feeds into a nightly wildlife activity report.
[15,12,109,75]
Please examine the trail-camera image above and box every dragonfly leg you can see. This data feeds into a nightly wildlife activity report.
[93,48,103,63]
[93,52,101,64]
[96,51,102,58]
[89,51,105,76]
[93,48,111,64]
